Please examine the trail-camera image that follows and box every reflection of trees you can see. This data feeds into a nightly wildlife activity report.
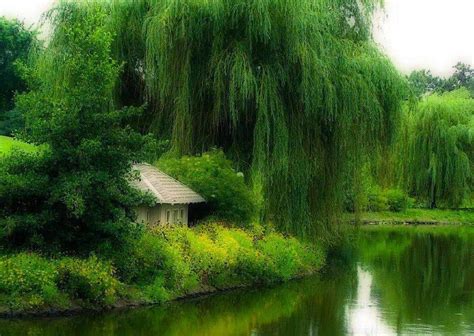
[0,269,357,336]
[360,231,474,335]
[257,272,358,336]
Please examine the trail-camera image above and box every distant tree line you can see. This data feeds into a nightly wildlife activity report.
[407,62,474,99]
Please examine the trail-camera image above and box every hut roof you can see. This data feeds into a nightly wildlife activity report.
[132,163,206,205]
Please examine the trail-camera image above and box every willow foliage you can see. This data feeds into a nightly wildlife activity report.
[398,89,473,208]
[46,0,406,238]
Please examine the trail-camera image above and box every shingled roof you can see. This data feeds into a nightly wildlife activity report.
[132,163,206,205]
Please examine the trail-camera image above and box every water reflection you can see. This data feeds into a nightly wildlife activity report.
[0,228,473,335]
[358,229,474,335]
[346,266,395,335]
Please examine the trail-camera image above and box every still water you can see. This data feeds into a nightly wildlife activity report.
[1,228,473,336]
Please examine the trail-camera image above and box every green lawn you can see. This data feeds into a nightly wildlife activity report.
[0,135,36,155]
[356,209,474,225]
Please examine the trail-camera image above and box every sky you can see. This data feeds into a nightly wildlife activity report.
[1,0,473,77]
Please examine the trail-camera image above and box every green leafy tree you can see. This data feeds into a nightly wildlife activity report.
[407,69,442,99]
[0,17,38,135]
[158,150,256,224]
[399,89,473,208]
[105,0,406,237]
[440,62,474,93]
[0,3,153,254]
[408,63,474,98]
[5,0,405,239]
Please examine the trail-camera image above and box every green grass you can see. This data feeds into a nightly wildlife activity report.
[356,209,474,225]
[358,224,474,240]
[0,135,36,155]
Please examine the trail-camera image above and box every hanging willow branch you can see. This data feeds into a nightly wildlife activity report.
[397,89,473,208]
[47,0,406,239]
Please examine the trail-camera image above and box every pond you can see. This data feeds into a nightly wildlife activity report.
[1,227,473,336]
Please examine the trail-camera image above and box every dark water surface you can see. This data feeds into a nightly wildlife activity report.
[1,228,473,335]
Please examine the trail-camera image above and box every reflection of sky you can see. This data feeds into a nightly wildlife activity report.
[346,266,395,336]
[345,265,474,336]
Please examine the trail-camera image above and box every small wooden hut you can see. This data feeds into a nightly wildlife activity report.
[132,163,206,226]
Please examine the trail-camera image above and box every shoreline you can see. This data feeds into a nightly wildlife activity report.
[0,226,324,320]
[0,274,312,320]
[352,219,468,226]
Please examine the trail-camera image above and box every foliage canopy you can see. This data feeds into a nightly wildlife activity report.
[0,3,153,254]
[0,17,38,135]
[2,0,407,241]
[158,150,256,223]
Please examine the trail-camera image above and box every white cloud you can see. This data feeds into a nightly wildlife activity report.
[0,0,54,26]
[374,0,474,76]
[1,0,473,77]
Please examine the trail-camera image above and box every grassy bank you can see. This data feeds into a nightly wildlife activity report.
[0,224,325,316]
[0,136,36,155]
[353,209,474,225]
[358,223,474,238]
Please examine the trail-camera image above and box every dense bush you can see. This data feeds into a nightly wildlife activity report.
[142,225,325,288]
[56,257,119,305]
[157,150,256,223]
[212,227,267,284]
[114,231,198,296]
[184,229,229,285]
[366,188,413,212]
[0,225,325,312]
[367,189,389,212]
[0,253,59,309]
[0,254,120,311]
[385,189,413,212]
[257,234,299,282]
[0,17,39,135]
[114,224,325,300]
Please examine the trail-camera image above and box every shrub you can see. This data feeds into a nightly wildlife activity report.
[139,225,325,290]
[385,189,412,212]
[184,230,229,286]
[56,256,119,306]
[192,225,267,285]
[0,253,59,308]
[207,226,260,286]
[142,276,170,303]
[367,189,388,212]
[157,150,256,224]
[0,225,325,312]
[365,188,413,212]
[291,238,326,275]
[257,233,300,282]
[136,231,198,294]
[0,254,123,309]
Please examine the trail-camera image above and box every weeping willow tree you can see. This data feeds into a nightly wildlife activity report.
[44,0,406,238]
[398,89,473,208]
